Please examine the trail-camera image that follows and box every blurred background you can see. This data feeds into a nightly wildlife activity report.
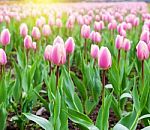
[1,0,150,2]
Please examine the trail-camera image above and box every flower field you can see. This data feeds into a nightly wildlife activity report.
[0,1,150,130]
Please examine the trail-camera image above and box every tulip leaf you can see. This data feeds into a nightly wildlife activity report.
[120,93,132,100]
[113,124,129,130]
[23,113,53,130]
[141,126,150,130]
[66,108,99,130]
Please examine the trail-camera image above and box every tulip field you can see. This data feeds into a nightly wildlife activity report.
[0,1,150,130]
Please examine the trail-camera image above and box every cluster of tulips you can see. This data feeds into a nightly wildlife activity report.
[0,1,150,130]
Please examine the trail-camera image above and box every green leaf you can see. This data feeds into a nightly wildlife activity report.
[96,94,112,130]
[0,104,7,130]
[23,113,53,130]
[132,77,140,112]
[140,80,150,111]
[66,108,99,130]
[141,126,150,130]
[53,90,61,130]
[70,72,87,101]
[113,124,129,130]
[120,93,132,100]
[105,84,113,89]
[138,114,150,121]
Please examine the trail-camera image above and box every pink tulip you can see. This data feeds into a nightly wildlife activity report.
[98,46,112,70]
[0,48,7,65]
[24,35,33,49]
[36,18,43,28]
[136,41,149,60]
[90,31,101,43]
[90,44,99,59]
[20,23,28,38]
[32,27,41,40]
[140,30,149,44]
[65,37,75,54]
[51,43,66,66]
[48,17,55,26]
[44,45,53,61]
[56,18,63,28]
[108,20,117,30]
[53,36,64,45]
[133,17,140,27]
[0,29,10,46]
[42,24,51,37]
[122,38,131,51]
[115,35,124,50]
[81,24,90,39]
[94,21,104,31]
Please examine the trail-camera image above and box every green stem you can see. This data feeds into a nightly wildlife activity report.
[101,70,106,130]
[118,49,121,66]
[56,66,59,88]
[142,60,144,87]
[84,39,87,63]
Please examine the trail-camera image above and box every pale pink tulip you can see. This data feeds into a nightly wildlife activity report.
[98,46,112,70]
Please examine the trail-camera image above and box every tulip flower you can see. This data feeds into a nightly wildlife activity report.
[90,31,101,44]
[32,27,41,41]
[81,24,90,61]
[65,37,75,54]
[140,30,149,44]
[90,44,99,65]
[24,35,33,64]
[0,28,11,47]
[24,35,32,49]
[44,45,53,75]
[81,24,90,39]
[20,23,28,38]
[44,45,53,62]
[115,35,124,65]
[42,24,51,38]
[98,46,112,129]
[122,38,131,60]
[51,42,66,87]
[0,48,7,65]
[65,37,75,72]
[98,46,112,70]
[136,41,149,86]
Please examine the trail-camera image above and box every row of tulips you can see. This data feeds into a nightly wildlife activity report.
[0,2,150,130]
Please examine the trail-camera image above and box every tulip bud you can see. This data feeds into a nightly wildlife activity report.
[136,41,149,61]
[81,24,90,39]
[42,24,51,37]
[90,44,99,59]
[115,35,124,50]
[56,18,63,28]
[65,37,75,54]
[24,35,32,49]
[140,30,149,44]
[0,29,10,46]
[44,45,53,61]
[90,31,101,43]
[98,46,112,70]
[51,43,66,66]
[0,48,7,65]
[20,23,28,38]
[122,38,131,51]
[53,36,64,45]
[32,27,41,40]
